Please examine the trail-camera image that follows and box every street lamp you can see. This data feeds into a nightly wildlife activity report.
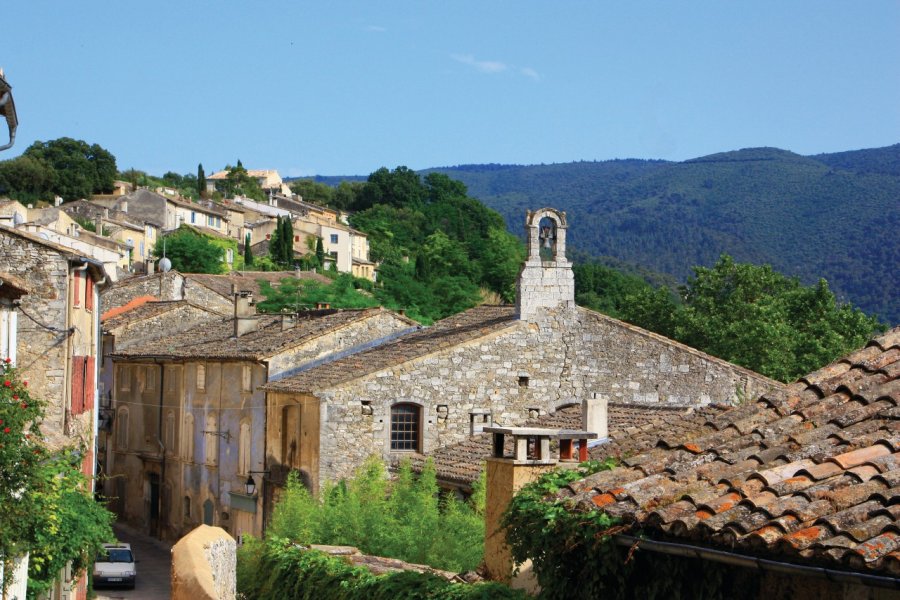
[245,470,269,497]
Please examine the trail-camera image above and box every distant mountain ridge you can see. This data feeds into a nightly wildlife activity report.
[310,144,900,324]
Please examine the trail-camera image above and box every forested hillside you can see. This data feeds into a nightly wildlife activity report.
[403,145,900,324]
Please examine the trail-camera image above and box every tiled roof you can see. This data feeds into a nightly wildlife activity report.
[409,403,723,488]
[111,307,402,360]
[262,305,519,393]
[557,327,900,575]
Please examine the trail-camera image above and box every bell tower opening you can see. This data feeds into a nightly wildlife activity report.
[516,207,575,321]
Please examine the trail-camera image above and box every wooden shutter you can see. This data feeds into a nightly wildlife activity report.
[71,356,85,414]
[84,356,95,412]
[85,275,94,311]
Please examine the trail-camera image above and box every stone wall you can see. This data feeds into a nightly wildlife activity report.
[0,229,92,449]
[182,279,233,315]
[314,307,777,487]
[111,303,219,350]
[171,525,235,600]
[102,272,185,313]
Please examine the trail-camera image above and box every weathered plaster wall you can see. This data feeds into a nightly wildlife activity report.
[314,307,776,487]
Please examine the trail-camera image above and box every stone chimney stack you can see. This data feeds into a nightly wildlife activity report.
[233,286,257,337]
[483,427,596,587]
[281,313,296,331]
[582,393,608,440]
[515,208,575,322]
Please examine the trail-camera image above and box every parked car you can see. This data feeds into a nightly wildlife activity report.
[92,542,136,589]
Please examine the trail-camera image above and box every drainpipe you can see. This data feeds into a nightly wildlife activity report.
[155,360,166,541]
[64,263,89,436]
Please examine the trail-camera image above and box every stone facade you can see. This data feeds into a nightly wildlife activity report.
[309,307,774,487]
[0,227,104,451]
[102,271,188,314]
[109,308,416,542]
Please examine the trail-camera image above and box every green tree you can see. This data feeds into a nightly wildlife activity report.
[289,179,335,205]
[23,137,117,201]
[618,255,883,382]
[0,154,55,203]
[197,163,206,198]
[216,161,265,201]
[154,226,225,274]
[281,218,294,265]
[243,233,254,267]
[0,361,113,594]
[315,237,325,268]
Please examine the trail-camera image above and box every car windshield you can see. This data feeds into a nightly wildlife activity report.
[101,549,133,563]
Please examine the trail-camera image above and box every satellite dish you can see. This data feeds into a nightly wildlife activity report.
[159,257,172,273]
[12,212,24,226]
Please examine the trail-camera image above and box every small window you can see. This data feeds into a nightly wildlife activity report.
[330,234,338,244]
[294,235,299,242]
[390,403,421,452]
[205,413,218,465]
[241,365,252,392]
[191,211,196,224]
[184,496,192,519]
[116,407,129,450]
[238,421,251,475]
[139,241,145,258]
[182,414,195,462]
[118,365,131,392]
[518,376,529,388]
[196,364,206,391]
[165,411,176,455]
[145,366,156,390]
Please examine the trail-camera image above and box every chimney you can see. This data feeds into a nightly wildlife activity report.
[120,200,128,213]
[582,393,608,440]
[233,288,257,336]
[103,208,109,219]
[281,312,296,331]
[146,259,155,274]
[94,215,103,235]
[483,427,596,587]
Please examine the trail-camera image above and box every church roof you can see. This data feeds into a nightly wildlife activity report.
[261,305,519,394]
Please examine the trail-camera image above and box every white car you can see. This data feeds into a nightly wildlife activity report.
[93,543,136,589]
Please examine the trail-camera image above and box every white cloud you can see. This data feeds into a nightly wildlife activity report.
[451,53,508,74]
[519,67,540,81]
[451,54,540,81]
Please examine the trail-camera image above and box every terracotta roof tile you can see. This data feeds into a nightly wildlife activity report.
[557,326,900,576]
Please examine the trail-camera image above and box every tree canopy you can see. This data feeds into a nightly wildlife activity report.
[153,226,226,274]
[577,255,884,382]
[0,137,117,202]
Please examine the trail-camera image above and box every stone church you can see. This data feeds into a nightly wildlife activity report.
[262,208,778,499]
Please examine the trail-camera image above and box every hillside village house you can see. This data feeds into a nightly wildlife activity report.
[261,208,778,502]
[94,188,232,240]
[0,225,108,600]
[60,199,158,270]
[206,168,292,196]
[105,296,417,542]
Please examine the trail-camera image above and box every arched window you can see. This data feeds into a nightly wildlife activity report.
[116,407,129,450]
[183,496,192,519]
[182,413,195,462]
[390,403,421,452]
[238,420,251,475]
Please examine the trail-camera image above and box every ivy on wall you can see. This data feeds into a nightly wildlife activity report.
[502,459,760,600]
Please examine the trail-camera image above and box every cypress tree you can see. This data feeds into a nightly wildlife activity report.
[244,232,254,267]
[282,218,294,265]
[197,163,206,198]
[269,216,282,264]
[315,237,325,270]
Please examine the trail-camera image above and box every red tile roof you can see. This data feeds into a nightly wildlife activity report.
[557,327,900,575]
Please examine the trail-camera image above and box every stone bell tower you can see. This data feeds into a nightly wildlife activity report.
[515,207,575,321]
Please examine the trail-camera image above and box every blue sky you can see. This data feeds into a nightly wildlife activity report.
[3,2,899,177]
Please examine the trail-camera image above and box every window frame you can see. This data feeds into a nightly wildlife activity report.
[389,403,422,452]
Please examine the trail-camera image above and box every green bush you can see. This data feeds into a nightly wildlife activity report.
[266,458,484,573]
[236,537,524,600]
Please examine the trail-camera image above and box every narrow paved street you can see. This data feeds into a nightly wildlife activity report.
[95,523,172,600]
